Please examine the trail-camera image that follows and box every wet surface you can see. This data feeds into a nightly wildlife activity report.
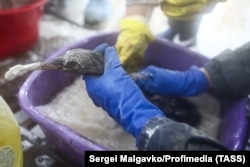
[0,4,97,112]
[0,11,95,166]
[0,35,75,112]
[0,0,249,166]
[21,127,74,167]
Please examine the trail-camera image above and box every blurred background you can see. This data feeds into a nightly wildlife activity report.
[0,0,250,166]
[38,0,250,57]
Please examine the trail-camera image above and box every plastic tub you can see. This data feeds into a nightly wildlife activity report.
[0,0,48,60]
[18,32,250,166]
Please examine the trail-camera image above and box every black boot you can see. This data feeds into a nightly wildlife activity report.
[157,18,202,47]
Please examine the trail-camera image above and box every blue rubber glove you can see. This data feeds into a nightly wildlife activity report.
[83,44,164,141]
[133,65,209,97]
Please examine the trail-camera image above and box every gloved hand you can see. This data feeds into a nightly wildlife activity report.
[83,44,164,141]
[132,65,210,96]
[160,0,224,21]
[116,16,154,73]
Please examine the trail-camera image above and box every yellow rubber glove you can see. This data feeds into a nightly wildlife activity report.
[160,0,224,21]
[116,16,154,73]
[0,96,23,167]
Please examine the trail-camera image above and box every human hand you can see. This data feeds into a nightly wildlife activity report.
[83,44,164,140]
[132,65,210,96]
[116,16,154,73]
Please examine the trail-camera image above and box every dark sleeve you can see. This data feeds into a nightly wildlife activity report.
[204,41,250,99]
[137,117,226,151]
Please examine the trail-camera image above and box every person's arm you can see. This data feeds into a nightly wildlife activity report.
[125,4,155,20]
[126,0,160,6]
[203,41,250,99]
[83,43,226,151]
[115,2,158,73]
[138,117,227,151]
[132,41,250,99]
[83,44,164,141]
[131,65,210,97]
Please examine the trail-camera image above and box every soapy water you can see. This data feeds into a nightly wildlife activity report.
[36,77,137,150]
[36,77,221,150]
